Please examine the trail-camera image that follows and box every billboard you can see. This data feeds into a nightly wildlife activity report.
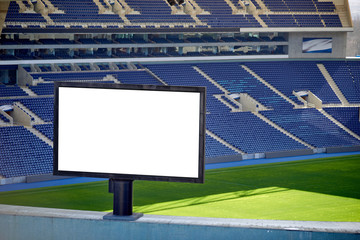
[54,82,206,183]
[302,38,332,53]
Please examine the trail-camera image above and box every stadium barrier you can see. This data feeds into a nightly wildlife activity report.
[26,174,72,183]
[326,145,360,154]
[0,204,359,240]
[205,154,243,164]
[265,149,314,159]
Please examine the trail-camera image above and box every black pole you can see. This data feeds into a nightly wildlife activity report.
[109,179,133,216]
[104,179,143,220]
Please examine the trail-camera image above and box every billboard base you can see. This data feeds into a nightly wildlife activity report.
[103,212,143,221]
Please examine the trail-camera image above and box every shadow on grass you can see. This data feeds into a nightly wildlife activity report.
[135,186,288,213]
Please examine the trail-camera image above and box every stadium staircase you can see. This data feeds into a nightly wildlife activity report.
[24,126,53,147]
[206,130,245,154]
[241,65,299,108]
[253,0,269,12]
[252,14,268,27]
[253,111,314,149]
[104,74,121,83]
[318,109,360,141]
[42,0,63,13]
[223,0,243,14]
[117,0,139,14]
[193,66,229,94]
[317,63,349,105]
[186,0,209,15]
[144,70,169,85]
[93,0,111,14]
[20,86,37,97]
[0,118,6,126]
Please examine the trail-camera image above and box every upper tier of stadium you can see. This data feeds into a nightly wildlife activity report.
[1,0,353,33]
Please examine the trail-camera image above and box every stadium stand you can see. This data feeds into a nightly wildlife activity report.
[0,0,357,181]
[261,108,360,148]
[205,134,238,158]
[0,126,53,178]
[244,61,340,104]
[324,107,360,136]
[0,113,10,123]
[206,112,308,154]
[1,59,360,180]
[0,84,28,97]
[34,124,54,141]
[20,98,54,123]
[195,62,294,109]
[2,0,346,31]
[322,61,360,103]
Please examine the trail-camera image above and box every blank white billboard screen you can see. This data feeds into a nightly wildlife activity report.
[57,86,202,179]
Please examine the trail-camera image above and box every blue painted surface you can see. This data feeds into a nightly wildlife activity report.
[0,177,106,192]
[206,151,360,169]
[0,214,359,240]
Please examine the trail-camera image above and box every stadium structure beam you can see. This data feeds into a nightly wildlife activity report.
[0,0,9,35]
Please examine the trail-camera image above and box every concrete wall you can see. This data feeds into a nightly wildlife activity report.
[265,149,314,159]
[0,1,10,35]
[0,205,359,240]
[10,104,32,126]
[288,32,347,59]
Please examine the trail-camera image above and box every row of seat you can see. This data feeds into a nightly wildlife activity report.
[263,0,336,12]
[0,35,286,46]
[260,14,342,28]
[4,0,343,30]
[261,108,360,148]
[1,60,360,178]
[0,126,53,178]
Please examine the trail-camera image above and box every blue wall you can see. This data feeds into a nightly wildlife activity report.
[0,205,359,240]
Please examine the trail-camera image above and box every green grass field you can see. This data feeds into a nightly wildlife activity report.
[1,155,359,222]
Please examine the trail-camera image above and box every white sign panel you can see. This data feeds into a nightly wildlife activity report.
[303,38,332,53]
[54,83,205,183]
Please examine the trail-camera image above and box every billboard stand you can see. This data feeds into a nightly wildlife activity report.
[103,179,143,221]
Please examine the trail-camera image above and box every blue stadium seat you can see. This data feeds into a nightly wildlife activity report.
[0,126,53,178]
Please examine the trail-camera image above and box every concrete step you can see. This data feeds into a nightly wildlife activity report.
[41,0,64,13]
[253,14,268,27]
[25,126,53,147]
[104,75,121,83]
[145,69,168,85]
[317,63,349,105]
[193,66,229,94]
[318,109,360,141]
[20,86,37,97]
[224,0,244,14]
[206,130,245,154]
[93,0,108,14]
[242,65,299,107]
[0,118,7,126]
[253,0,270,12]
[253,112,314,149]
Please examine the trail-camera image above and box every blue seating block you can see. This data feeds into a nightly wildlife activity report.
[0,126,53,178]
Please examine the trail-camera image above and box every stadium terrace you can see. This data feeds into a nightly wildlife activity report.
[0,0,359,185]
